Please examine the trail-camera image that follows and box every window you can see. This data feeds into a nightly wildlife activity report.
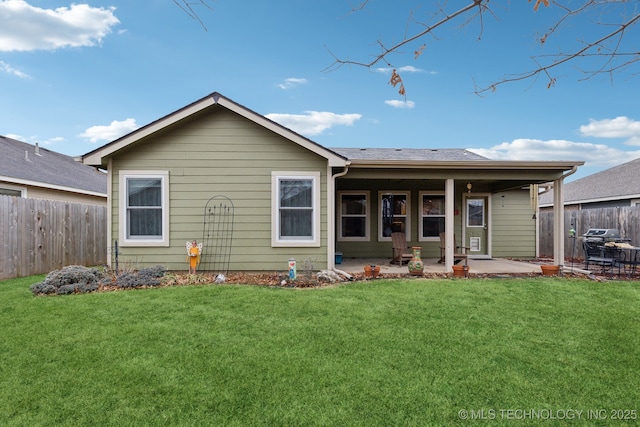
[419,193,445,241]
[338,192,369,241]
[379,191,410,240]
[272,172,320,247]
[119,171,169,246]
[0,186,24,197]
[467,198,485,227]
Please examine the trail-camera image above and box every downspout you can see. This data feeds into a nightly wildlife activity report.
[562,165,578,180]
[329,163,350,274]
[332,163,351,179]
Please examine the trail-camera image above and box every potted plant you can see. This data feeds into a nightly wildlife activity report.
[540,265,561,276]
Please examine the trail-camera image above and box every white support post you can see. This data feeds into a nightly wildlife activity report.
[445,179,455,271]
[553,178,565,266]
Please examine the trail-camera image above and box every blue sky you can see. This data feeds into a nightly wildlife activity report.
[1,0,639,181]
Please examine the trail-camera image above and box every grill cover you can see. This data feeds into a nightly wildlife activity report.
[583,228,621,241]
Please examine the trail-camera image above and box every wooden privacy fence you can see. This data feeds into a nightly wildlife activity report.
[0,196,107,280]
[539,206,640,260]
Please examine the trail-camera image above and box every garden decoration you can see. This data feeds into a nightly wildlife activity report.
[186,240,203,274]
[408,246,424,276]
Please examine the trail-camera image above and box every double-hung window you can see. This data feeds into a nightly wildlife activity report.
[272,172,320,247]
[338,191,369,241]
[120,171,169,246]
[419,192,445,241]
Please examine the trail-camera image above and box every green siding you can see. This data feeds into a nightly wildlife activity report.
[491,190,537,258]
[111,107,329,272]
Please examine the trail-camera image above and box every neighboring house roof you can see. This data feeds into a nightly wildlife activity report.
[83,91,348,168]
[539,157,640,206]
[0,135,107,196]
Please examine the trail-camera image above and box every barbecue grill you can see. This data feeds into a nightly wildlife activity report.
[583,228,621,243]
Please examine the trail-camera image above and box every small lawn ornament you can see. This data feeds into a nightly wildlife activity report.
[186,240,203,274]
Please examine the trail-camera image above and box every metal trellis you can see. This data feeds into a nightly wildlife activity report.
[201,195,234,276]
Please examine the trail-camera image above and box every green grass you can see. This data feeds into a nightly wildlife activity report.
[1,276,639,426]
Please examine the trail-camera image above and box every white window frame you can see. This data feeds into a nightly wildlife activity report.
[419,191,445,242]
[0,183,26,197]
[338,191,370,242]
[271,171,320,247]
[378,191,411,241]
[119,170,169,247]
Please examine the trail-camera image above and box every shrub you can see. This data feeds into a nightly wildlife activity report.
[31,265,168,295]
[110,265,167,289]
[30,265,104,296]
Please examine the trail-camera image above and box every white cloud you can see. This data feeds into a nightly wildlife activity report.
[277,77,308,90]
[374,65,424,74]
[0,1,120,52]
[265,111,362,136]
[0,60,30,78]
[579,116,640,144]
[80,118,138,143]
[6,133,64,146]
[384,99,415,109]
[468,138,640,168]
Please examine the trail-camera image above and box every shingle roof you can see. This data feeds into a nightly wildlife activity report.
[329,147,489,161]
[0,135,107,195]
[539,157,640,205]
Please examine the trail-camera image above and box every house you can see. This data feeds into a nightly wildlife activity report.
[0,135,107,205]
[539,157,640,210]
[82,92,583,272]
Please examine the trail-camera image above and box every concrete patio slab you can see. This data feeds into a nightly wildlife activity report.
[336,257,546,276]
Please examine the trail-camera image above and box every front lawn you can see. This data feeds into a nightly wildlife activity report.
[1,276,639,426]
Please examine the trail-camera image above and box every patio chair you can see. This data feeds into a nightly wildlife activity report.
[391,232,412,265]
[612,245,640,277]
[438,232,469,265]
[583,241,615,273]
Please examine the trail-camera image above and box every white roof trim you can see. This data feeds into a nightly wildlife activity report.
[540,193,640,207]
[0,175,107,198]
[346,159,583,170]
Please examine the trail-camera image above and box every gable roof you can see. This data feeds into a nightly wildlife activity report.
[82,91,348,167]
[81,90,583,178]
[333,146,582,176]
[0,135,107,196]
[539,157,640,206]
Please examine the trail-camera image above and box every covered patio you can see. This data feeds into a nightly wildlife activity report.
[330,149,585,275]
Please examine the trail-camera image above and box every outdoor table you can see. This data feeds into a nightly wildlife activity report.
[606,244,640,276]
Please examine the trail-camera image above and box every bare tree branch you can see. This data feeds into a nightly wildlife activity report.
[326,0,639,95]
[324,0,487,72]
[475,9,640,95]
[172,0,215,31]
